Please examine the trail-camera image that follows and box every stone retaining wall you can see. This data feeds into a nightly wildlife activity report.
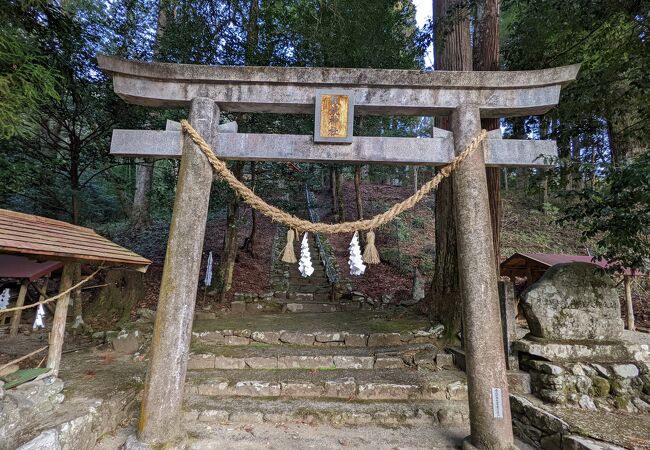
[510,394,629,450]
[1,376,138,450]
[522,359,650,413]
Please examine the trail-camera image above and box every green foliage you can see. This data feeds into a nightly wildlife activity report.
[411,217,426,229]
[559,151,650,273]
[0,24,60,139]
[502,0,649,164]
[418,253,434,274]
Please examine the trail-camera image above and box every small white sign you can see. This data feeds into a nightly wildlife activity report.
[491,387,504,419]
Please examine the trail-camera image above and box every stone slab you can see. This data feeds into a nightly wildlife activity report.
[357,383,420,400]
[277,355,334,369]
[333,356,374,369]
[367,333,402,347]
[345,334,369,347]
[111,129,557,168]
[187,368,467,401]
[224,336,251,346]
[183,396,471,434]
[279,332,315,346]
[214,357,247,370]
[188,354,215,370]
[515,339,650,364]
[374,357,406,369]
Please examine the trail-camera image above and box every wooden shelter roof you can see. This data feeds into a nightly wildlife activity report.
[0,209,150,272]
[500,252,645,279]
[0,254,64,281]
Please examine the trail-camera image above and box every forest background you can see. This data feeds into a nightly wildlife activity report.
[1,0,648,330]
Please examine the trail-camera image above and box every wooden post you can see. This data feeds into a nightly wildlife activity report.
[137,97,219,445]
[624,276,635,331]
[451,106,514,449]
[9,279,29,336]
[46,262,76,377]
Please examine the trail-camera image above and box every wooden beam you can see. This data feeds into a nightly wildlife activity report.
[110,130,557,168]
[9,279,29,336]
[46,262,76,377]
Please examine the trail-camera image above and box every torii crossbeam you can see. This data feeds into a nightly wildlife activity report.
[98,54,579,450]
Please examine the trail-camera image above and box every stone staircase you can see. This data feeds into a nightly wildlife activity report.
[286,232,333,303]
[232,227,360,314]
[184,311,469,430]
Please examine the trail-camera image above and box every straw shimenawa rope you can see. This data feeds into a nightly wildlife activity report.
[181,119,487,235]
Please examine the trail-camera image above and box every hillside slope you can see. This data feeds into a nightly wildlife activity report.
[104,180,647,329]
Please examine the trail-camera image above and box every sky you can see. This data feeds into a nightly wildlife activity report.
[413,0,434,68]
[414,0,433,28]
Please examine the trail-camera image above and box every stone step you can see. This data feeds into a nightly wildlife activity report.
[185,368,468,402]
[192,311,440,347]
[231,301,351,314]
[235,292,336,303]
[182,417,471,450]
[188,343,445,371]
[193,331,438,348]
[289,282,331,291]
[183,395,470,428]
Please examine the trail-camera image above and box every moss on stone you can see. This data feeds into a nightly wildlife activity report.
[590,376,610,397]
[613,396,629,410]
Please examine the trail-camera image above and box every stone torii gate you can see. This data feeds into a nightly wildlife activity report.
[98,54,578,449]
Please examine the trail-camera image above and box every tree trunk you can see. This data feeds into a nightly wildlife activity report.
[71,263,90,332]
[429,0,472,338]
[131,159,154,229]
[335,167,345,222]
[245,0,260,65]
[217,162,245,302]
[354,165,363,220]
[130,0,173,228]
[216,0,260,301]
[241,162,257,256]
[70,137,81,224]
[330,166,338,214]
[474,0,502,272]
[413,166,418,194]
[86,268,143,326]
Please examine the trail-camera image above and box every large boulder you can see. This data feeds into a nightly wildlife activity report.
[521,262,623,341]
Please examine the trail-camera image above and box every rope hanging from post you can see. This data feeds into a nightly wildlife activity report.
[0,268,102,314]
[180,119,488,235]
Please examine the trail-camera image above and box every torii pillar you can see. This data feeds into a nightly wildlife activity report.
[137,97,219,444]
[453,106,514,449]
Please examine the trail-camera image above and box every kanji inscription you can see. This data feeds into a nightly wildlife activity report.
[314,90,354,144]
